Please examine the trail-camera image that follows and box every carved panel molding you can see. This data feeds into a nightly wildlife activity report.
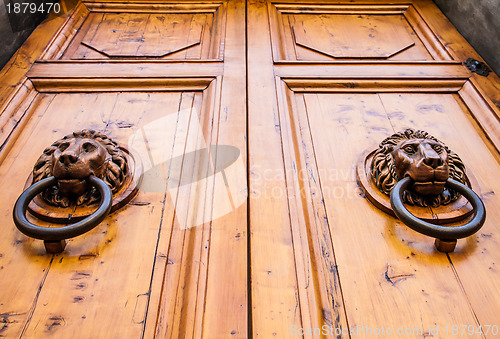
[41,1,227,61]
[268,3,453,62]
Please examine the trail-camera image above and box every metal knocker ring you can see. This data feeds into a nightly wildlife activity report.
[390,177,486,252]
[13,175,112,253]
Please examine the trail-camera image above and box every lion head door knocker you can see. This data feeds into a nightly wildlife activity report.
[13,130,142,253]
[357,129,486,253]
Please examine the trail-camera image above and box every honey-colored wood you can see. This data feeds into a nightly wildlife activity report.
[247,1,305,336]
[274,62,469,78]
[276,75,350,336]
[292,14,418,59]
[268,3,453,62]
[250,0,500,338]
[57,2,227,61]
[27,61,224,78]
[1,0,500,337]
[289,88,480,331]
[378,90,500,328]
[0,0,247,338]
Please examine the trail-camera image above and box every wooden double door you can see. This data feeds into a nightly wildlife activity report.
[1,0,500,337]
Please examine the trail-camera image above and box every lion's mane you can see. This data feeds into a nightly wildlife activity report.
[32,130,128,207]
[370,129,467,207]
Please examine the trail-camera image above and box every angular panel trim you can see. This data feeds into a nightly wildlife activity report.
[269,3,453,62]
[41,1,227,61]
[292,14,415,59]
[80,13,205,58]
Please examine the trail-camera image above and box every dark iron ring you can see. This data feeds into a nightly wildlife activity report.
[390,177,486,240]
[13,175,112,241]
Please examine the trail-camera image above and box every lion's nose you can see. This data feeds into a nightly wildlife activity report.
[423,153,443,168]
[59,151,79,165]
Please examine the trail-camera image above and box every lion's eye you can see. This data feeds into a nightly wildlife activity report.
[58,143,70,152]
[82,142,97,153]
[432,144,443,153]
[402,145,416,154]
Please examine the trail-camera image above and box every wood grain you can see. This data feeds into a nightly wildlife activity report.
[248,1,304,336]
[250,0,500,337]
[291,14,417,59]
[379,91,500,332]
[297,90,481,332]
[276,76,350,336]
[58,2,226,61]
[269,2,453,62]
[79,13,204,58]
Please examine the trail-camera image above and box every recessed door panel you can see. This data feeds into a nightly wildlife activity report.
[76,13,209,58]
[0,0,246,337]
[249,0,500,336]
[0,88,221,337]
[47,2,227,61]
[269,3,453,62]
[275,79,500,330]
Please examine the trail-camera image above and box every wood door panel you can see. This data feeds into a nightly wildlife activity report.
[0,0,247,336]
[269,3,452,62]
[76,13,207,58]
[0,85,243,337]
[292,14,417,59]
[378,91,500,328]
[0,93,58,337]
[0,91,151,337]
[275,78,500,334]
[250,0,500,336]
[44,2,227,61]
[3,0,500,337]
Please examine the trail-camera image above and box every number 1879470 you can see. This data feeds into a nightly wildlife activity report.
[6,2,61,14]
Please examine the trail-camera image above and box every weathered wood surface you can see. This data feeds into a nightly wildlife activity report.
[0,0,246,338]
[0,0,500,338]
[0,0,79,110]
[249,0,500,338]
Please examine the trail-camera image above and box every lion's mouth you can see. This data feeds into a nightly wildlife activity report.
[410,180,446,195]
[56,178,89,197]
[57,179,85,185]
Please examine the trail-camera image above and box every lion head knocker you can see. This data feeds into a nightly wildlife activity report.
[13,129,142,253]
[357,128,485,253]
[32,130,129,207]
[370,129,467,207]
